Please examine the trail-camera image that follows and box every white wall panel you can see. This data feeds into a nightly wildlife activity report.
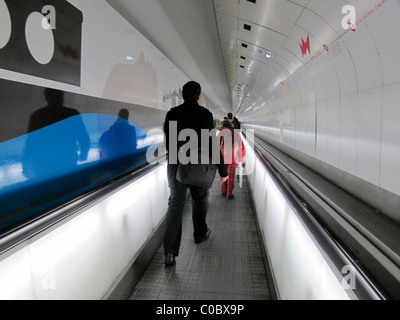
[214,0,239,17]
[283,106,297,149]
[343,27,382,91]
[284,77,302,109]
[297,6,338,46]
[318,56,340,99]
[338,93,358,175]
[300,69,316,104]
[309,60,328,102]
[366,0,400,85]
[356,87,382,185]
[333,51,358,95]
[276,47,303,77]
[325,97,341,168]
[381,82,400,195]
[295,103,316,157]
[293,71,309,107]
[316,99,328,162]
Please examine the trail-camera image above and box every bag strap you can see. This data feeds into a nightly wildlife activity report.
[176,107,189,161]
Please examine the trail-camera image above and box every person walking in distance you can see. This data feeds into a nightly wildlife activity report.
[163,81,228,266]
[227,112,241,130]
[218,119,245,200]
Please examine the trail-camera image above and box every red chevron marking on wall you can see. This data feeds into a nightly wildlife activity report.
[299,35,311,57]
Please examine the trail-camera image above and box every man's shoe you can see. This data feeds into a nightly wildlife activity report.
[195,228,211,244]
[164,253,176,267]
[228,195,234,200]
[221,192,227,197]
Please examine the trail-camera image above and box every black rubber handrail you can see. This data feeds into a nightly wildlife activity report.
[0,157,166,258]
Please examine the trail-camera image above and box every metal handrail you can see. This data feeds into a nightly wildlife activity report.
[249,136,385,300]
[0,158,166,258]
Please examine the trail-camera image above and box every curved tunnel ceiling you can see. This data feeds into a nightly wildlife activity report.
[213,0,395,121]
[107,0,398,121]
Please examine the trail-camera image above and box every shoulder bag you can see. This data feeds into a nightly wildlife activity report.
[175,108,217,188]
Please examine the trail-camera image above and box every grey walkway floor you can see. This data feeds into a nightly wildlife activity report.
[130,176,271,300]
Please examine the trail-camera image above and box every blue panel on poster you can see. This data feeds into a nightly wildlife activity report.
[0,113,152,231]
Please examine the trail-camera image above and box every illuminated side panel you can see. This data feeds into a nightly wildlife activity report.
[242,136,350,300]
[0,164,169,300]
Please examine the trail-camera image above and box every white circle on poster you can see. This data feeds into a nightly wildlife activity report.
[0,0,12,49]
[25,12,54,64]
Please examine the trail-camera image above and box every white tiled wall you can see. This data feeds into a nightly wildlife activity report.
[243,0,400,221]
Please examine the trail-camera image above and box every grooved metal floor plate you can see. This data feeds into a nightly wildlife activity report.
[130,176,271,300]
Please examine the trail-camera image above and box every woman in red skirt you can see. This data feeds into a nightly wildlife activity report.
[218,120,245,199]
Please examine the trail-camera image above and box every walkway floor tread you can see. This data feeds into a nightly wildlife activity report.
[130,175,271,300]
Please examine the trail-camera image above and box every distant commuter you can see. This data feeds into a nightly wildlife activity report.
[227,112,241,130]
[218,120,245,200]
[163,81,228,267]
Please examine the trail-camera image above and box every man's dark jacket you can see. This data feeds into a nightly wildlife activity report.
[164,100,228,187]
